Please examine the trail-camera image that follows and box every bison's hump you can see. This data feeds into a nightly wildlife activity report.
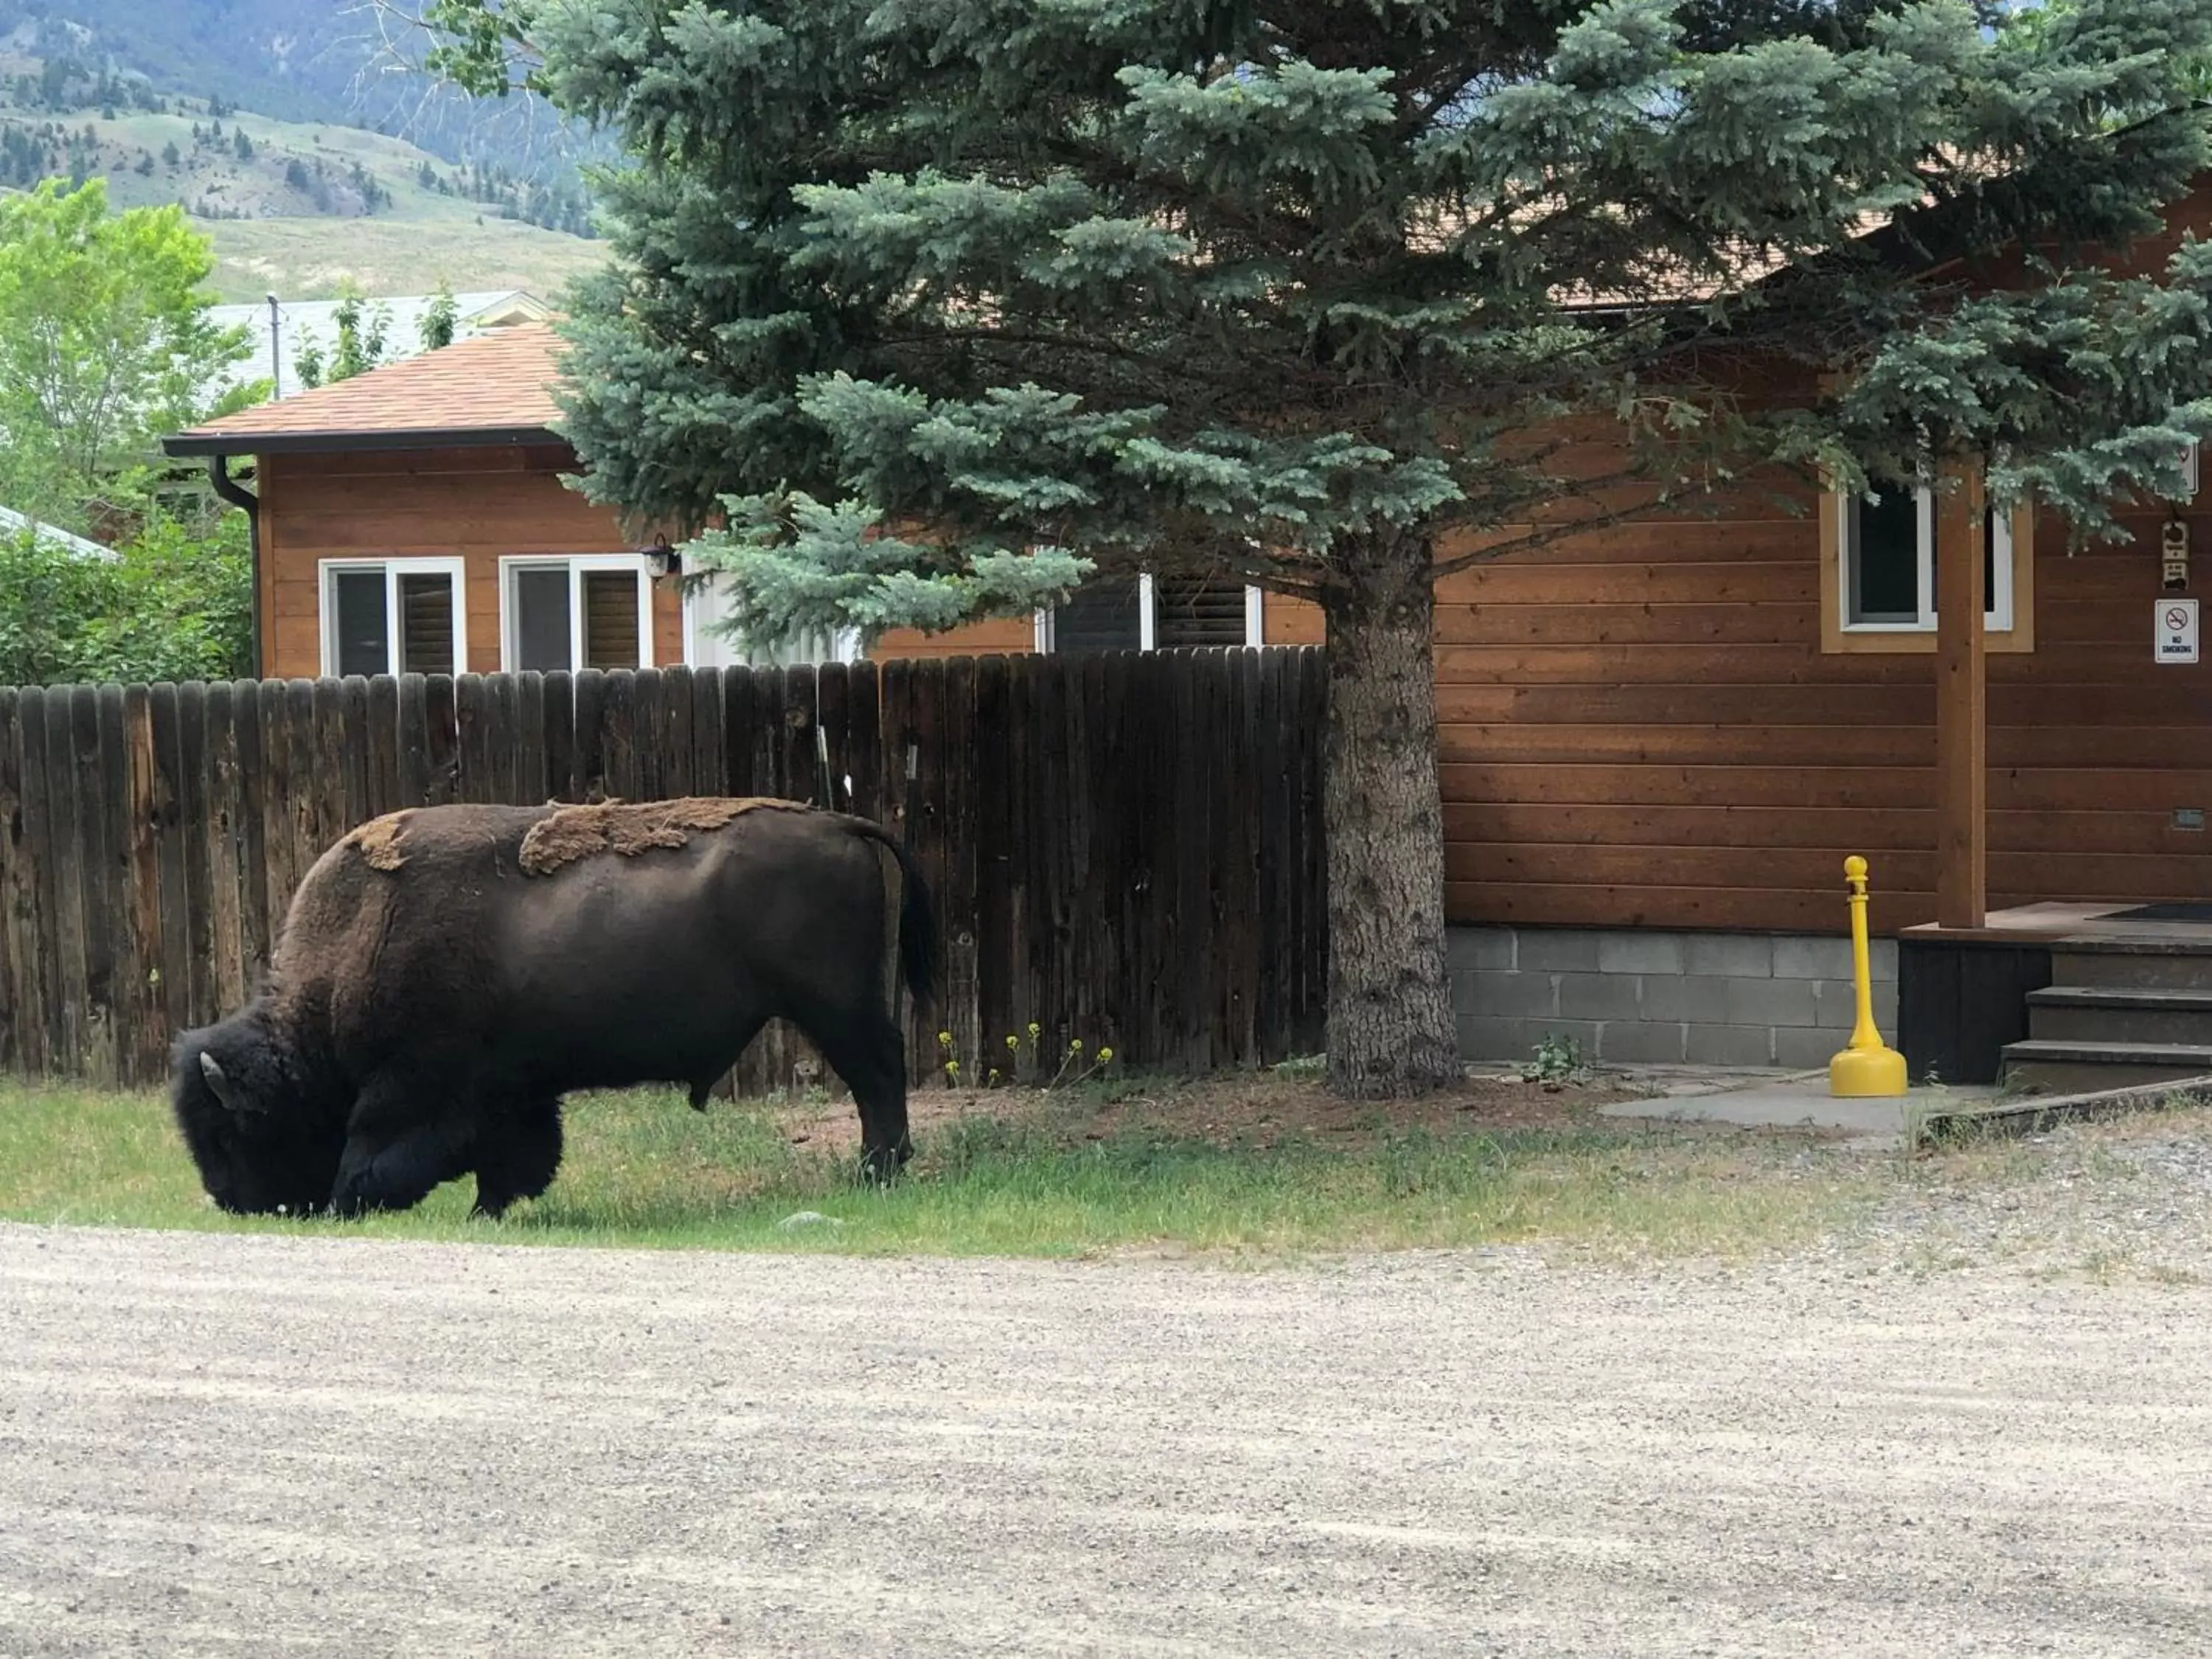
[517,796,806,876]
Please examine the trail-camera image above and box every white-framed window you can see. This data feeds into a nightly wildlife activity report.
[680,574,862,669]
[1840,484,2014,634]
[500,554,655,672]
[319,557,467,678]
[1035,573,1265,653]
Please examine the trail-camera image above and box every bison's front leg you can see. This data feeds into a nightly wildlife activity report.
[472,1099,563,1219]
[330,1076,479,1217]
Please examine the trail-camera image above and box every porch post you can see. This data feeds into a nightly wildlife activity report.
[1934,462,1987,928]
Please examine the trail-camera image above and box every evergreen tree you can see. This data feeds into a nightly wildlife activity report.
[429,0,2212,1096]
[233,127,254,162]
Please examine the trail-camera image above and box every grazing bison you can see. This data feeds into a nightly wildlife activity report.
[170,797,934,1218]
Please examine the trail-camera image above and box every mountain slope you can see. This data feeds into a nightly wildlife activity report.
[0,0,588,179]
[0,7,610,300]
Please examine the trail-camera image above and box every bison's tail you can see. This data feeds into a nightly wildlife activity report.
[852,818,937,1009]
[894,838,938,1009]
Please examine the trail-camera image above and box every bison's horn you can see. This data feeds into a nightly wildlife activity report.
[198,1051,241,1110]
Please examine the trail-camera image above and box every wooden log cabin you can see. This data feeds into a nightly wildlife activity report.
[163,188,2212,1086]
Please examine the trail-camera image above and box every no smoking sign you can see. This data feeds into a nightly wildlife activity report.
[2157,598,2200,664]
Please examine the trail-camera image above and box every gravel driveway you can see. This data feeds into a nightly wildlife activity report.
[3,1221,2208,1658]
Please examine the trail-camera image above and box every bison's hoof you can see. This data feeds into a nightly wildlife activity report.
[855,1149,907,1186]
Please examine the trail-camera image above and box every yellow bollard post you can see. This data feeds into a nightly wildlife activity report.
[1830,855,1907,1098]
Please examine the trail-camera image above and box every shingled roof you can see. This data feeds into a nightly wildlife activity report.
[163,322,568,457]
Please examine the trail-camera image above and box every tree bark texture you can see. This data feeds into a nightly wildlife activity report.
[1320,535,1461,1099]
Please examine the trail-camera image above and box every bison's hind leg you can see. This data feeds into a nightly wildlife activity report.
[473,1099,564,1219]
[807,1009,913,1185]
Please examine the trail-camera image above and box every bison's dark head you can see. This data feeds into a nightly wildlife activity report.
[170,1012,345,1217]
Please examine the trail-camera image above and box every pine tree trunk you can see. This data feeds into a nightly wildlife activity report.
[1320,534,1461,1099]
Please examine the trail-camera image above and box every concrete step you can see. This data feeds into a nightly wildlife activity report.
[2000,1037,2212,1096]
[2051,938,2212,992]
[2025,986,2212,1046]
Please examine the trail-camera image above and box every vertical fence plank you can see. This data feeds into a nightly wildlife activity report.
[72,688,119,1083]
[811,664,846,813]
[1298,649,1329,1051]
[0,689,36,1075]
[123,686,167,1082]
[662,665,695,802]
[874,658,919,1071]
[366,675,400,820]
[841,660,881,825]
[227,681,268,991]
[543,671,577,802]
[779,669,818,802]
[338,675,373,834]
[628,668,663,801]
[936,656,978,1078]
[721,666,757,800]
[36,692,82,1073]
[285,680,326,913]
[570,669,607,799]
[689,668,726,799]
[397,674,429,808]
[175,683,213,1032]
[599,669,639,801]
[254,679,292,948]
[313,678,356,866]
[150,684,192,1054]
[21,692,63,1074]
[423,675,459,807]
[515,672,549,806]
[1254,650,1287,1058]
[1036,655,1075,1056]
[489,671,521,805]
[202,685,246,1015]
[1002,655,1037,1054]
[1068,653,1105,1054]
[454,674,493,803]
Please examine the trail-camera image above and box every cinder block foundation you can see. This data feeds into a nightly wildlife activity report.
[1450,926,1899,1070]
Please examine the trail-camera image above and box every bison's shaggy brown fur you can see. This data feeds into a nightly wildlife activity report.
[342,811,414,872]
[517,797,801,875]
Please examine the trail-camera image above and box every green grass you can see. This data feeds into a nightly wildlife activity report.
[0,1079,1879,1261]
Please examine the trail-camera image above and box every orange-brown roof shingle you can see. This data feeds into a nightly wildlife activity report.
[164,322,568,455]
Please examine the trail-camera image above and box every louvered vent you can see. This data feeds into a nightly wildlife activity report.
[582,570,641,668]
[1153,575,1248,648]
[397,572,455,674]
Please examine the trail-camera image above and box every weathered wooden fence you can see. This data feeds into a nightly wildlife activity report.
[0,649,1328,1093]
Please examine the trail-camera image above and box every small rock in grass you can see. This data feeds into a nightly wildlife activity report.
[776,1211,843,1232]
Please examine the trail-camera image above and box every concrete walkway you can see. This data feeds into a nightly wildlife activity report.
[1596,1066,1997,1145]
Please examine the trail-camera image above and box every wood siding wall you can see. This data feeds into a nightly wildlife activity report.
[259,445,684,680]
[1437,490,2212,935]
[871,616,1036,660]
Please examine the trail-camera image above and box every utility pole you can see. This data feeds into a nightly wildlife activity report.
[266,293,281,399]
